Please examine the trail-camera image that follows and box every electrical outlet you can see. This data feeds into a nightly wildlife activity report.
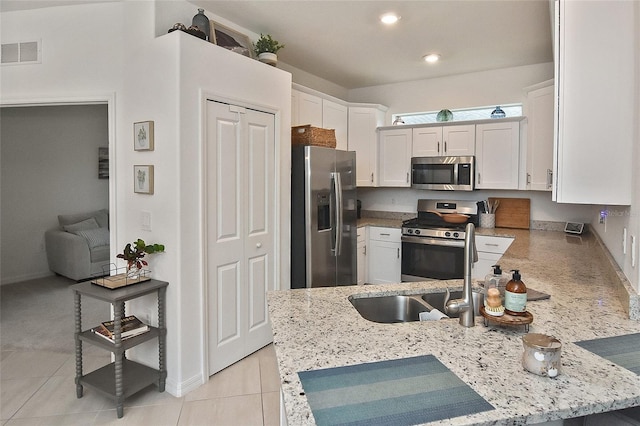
[599,210,607,224]
[140,211,151,231]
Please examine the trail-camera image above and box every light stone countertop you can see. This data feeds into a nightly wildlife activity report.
[268,229,640,425]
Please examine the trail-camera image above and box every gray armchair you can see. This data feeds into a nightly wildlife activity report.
[45,209,110,281]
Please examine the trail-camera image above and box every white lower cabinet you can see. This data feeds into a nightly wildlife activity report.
[473,235,514,280]
[357,227,367,285]
[367,226,401,284]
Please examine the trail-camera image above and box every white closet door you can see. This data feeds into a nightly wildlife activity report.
[244,108,275,354]
[206,101,275,375]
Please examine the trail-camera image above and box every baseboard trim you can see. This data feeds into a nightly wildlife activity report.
[166,372,204,397]
[1,271,54,286]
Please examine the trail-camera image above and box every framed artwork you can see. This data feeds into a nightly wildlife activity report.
[211,21,253,58]
[134,121,154,151]
[134,165,154,194]
[98,147,109,179]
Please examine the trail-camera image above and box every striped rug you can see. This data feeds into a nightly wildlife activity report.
[298,355,494,426]
[575,333,640,375]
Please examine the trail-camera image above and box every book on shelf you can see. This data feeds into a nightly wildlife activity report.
[91,325,149,342]
[99,315,149,338]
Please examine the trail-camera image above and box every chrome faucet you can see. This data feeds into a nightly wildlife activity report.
[444,223,478,327]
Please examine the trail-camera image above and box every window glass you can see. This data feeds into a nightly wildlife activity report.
[392,104,522,125]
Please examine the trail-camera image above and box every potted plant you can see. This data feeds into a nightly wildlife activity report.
[253,33,284,66]
[117,239,165,277]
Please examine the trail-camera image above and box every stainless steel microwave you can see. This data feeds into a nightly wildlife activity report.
[411,156,475,191]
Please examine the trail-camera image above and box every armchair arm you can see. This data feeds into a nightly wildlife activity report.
[45,229,92,281]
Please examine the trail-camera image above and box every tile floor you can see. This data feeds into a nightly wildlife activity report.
[1,343,281,425]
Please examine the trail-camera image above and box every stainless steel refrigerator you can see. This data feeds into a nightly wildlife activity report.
[291,145,357,288]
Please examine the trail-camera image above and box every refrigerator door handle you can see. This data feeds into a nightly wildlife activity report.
[331,172,343,257]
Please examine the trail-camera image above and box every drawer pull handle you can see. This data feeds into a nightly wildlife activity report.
[380,233,390,236]
[484,243,500,247]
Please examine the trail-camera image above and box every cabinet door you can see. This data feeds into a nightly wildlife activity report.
[412,127,442,157]
[378,128,412,187]
[322,99,348,150]
[475,122,520,189]
[291,90,300,126]
[349,107,382,187]
[525,83,554,191]
[297,92,323,127]
[555,0,633,204]
[368,240,401,284]
[443,125,475,156]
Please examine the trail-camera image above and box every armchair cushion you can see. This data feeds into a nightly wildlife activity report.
[63,217,99,233]
[74,227,110,250]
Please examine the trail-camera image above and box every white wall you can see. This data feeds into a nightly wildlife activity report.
[0,105,109,284]
[118,28,291,396]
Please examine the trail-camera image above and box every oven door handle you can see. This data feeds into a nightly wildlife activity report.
[401,235,465,248]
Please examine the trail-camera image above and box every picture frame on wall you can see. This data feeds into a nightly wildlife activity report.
[134,165,154,194]
[98,147,109,179]
[210,21,253,58]
[134,121,154,151]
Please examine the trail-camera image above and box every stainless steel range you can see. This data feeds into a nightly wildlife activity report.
[401,199,479,281]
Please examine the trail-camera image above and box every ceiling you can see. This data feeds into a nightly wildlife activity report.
[189,0,554,89]
[1,0,554,90]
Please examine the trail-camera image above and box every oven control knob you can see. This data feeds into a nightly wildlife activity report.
[453,232,459,238]
[415,229,420,235]
[444,231,451,237]
[407,229,413,234]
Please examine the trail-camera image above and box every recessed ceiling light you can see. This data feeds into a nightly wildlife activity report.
[423,54,440,63]
[380,13,400,25]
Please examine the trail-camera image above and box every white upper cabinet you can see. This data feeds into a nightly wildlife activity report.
[349,105,387,187]
[378,128,412,187]
[412,125,475,157]
[322,99,348,151]
[295,90,323,127]
[524,81,554,191]
[475,121,521,190]
[554,0,633,204]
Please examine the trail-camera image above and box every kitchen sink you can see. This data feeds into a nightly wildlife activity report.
[349,295,429,323]
[349,289,484,323]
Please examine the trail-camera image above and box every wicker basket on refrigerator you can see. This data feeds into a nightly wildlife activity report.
[291,125,337,148]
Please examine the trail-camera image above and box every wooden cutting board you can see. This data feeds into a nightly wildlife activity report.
[488,197,530,229]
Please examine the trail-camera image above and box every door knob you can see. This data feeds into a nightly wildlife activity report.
[256,243,262,248]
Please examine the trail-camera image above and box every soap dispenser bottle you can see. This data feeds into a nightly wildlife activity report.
[484,264,508,305]
[504,269,527,316]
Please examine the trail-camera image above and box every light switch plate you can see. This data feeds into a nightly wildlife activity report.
[140,211,151,231]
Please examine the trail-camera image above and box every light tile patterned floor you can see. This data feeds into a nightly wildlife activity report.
[1,342,280,425]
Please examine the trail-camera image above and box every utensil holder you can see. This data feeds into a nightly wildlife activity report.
[480,213,496,228]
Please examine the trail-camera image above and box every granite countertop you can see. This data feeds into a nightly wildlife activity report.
[268,229,640,425]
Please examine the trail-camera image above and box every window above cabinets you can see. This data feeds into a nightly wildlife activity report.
[392,104,523,126]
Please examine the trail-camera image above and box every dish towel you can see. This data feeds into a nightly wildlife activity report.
[298,354,494,426]
[575,333,640,375]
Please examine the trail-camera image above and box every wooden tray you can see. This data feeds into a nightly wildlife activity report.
[91,273,151,289]
[480,306,533,331]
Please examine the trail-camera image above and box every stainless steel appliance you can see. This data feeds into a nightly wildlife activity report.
[401,199,479,281]
[411,156,475,191]
[291,146,357,288]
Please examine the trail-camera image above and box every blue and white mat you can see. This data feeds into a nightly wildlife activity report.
[575,332,640,375]
[298,354,494,426]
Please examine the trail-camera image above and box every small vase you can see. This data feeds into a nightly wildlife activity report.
[126,263,140,279]
[258,52,277,66]
[491,106,506,119]
[192,8,210,41]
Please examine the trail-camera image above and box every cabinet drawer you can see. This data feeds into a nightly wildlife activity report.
[476,235,514,254]
[368,226,401,242]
